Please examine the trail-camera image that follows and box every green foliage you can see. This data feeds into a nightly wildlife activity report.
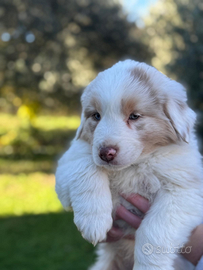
[0,0,152,113]
[145,0,203,151]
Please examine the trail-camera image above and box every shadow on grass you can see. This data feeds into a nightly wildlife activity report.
[0,212,96,270]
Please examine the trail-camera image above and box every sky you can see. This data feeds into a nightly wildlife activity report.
[118,0,158,27]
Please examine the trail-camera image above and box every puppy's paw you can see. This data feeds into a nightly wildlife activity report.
[74,211,113,245]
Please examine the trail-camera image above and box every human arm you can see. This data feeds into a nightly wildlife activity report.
[182,224,203,266]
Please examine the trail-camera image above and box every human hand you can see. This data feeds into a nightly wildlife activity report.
[105,194,151,242]
[181,224,203,266]
[105,194,203,267]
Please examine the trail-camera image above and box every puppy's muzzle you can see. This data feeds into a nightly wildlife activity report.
[99,146,117,162]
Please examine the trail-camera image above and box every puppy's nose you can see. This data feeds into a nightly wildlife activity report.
[99,147,117,162]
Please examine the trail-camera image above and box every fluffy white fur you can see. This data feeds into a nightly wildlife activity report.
[55,60,203,270]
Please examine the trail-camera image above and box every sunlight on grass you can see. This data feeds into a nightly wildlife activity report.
[0,113,21,135]
[34,115,80,131]
[0,113,79,157]
[0,113,80,135]
[0,173,63,217]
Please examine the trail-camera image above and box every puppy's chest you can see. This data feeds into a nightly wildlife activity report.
[108,165,161,217]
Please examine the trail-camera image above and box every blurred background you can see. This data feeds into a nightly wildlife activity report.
[0,0,202,269]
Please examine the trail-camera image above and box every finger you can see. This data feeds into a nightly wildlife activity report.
[102,226,124,243]
[108,226,124,239]
[120,193,150,214]
[124,234,135,240]
[116,205,142,229]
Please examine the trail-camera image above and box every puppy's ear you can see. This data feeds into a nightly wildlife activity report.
[75,112,85,140]
[164,94,196,143]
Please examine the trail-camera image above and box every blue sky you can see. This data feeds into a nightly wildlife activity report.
[119,0,158,27]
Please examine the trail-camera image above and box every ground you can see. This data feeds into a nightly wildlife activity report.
[0,113,96,270]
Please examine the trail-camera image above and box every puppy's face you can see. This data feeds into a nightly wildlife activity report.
[77,60,195,170]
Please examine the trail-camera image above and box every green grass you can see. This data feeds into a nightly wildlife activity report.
[0,113,80,135]
[0,173,62,216]
[0,113,96,270]
[0,213,96,270]
[0,113,79,160]
[0,173,96,270]
[34,115,80,131]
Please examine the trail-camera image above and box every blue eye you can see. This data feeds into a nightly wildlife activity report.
[129,113,140,120]
[93,112,101,121]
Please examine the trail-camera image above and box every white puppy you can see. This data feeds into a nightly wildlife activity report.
[55,60,203,270]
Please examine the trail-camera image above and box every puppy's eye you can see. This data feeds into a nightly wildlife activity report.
[129,113,140,120]
[92,112,101,121]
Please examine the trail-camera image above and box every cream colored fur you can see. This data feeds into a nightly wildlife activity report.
[55,60,203,270]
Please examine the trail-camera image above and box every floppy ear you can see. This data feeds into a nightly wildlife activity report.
[75,112,85,140]
[164,97,196,143]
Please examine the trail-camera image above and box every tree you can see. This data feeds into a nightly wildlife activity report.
[145,0,203,151]
[0,0,152,114]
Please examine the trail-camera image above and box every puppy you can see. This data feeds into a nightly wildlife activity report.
[55,60,203,270]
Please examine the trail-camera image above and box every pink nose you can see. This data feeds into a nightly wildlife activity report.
[99,147,117,162]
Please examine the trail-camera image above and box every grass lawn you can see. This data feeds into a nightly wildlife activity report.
[0,213,96,270]
[0,173,62,216]
[0,173,96,270]
[0,113,96,270]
